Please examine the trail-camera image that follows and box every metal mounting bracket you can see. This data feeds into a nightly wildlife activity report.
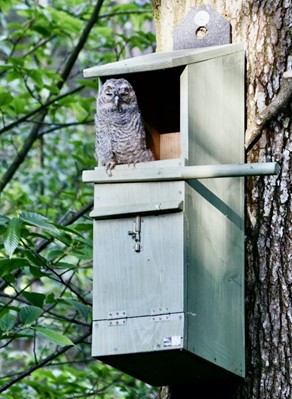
[173,6,231,50]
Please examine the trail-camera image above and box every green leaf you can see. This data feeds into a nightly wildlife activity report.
[76,79,97,89]
[0,313,16,332]
[45,293,55,304]
[19,306,43,325]
[0,90,13,106]
[33,326,74,346]
[0,258,30,277]
[29,266,48,278]
[23,249,46,267]
[22,292,46,308]
[0,0,16,13]
[19,212,59,235]
[0,216,9,225]
[64,299,91,320]
[71,246,92,260]
[4,217,22,258]
[11,97,26,113]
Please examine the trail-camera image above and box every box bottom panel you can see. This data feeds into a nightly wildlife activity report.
[95,349,242,386]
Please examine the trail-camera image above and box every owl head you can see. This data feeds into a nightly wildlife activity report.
[98,78,138,113]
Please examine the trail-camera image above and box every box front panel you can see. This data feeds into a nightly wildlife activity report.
[92,313,185,357]
[92,183,185,321]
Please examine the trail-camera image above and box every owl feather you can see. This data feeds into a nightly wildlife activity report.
[95,78,154,176]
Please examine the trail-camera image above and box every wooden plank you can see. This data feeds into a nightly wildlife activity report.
[91,181,185,321]
[180,68,189,160]
[82,162,279,183]
[83,43,244,77]
[92,212,185,321]
[185,51,246,377]
[91,180,185,210]
[146,125,160,160]
[89,199,183,219]
[92,313,184,357]
[160,132,181,159]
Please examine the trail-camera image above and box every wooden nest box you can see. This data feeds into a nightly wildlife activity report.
[83,44,246,386]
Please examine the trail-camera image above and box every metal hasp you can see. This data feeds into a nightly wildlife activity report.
[82,44,280,386]
[173,6,231,50]
[128,216,142,252]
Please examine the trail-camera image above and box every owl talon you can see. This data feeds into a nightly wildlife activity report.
[105,161,116,177]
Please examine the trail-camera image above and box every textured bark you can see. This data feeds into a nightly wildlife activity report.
[152,1,292,398]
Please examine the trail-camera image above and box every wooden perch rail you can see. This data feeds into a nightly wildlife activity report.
[82,162,280,184]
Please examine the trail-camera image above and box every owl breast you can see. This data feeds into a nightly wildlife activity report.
[95,78,154,175]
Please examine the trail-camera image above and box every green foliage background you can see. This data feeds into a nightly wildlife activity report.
[0,0,157,397]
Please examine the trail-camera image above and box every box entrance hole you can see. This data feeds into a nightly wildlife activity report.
[101,67,183,161]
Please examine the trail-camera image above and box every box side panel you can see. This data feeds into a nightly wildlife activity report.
[187,52,244,166]
[185,52,245,377]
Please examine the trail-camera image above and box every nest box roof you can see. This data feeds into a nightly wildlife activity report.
[83,43,244,78]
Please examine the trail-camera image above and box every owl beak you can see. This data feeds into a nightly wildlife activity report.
[114,95,119,107]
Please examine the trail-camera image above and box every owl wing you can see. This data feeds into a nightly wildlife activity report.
[95,115,115,166]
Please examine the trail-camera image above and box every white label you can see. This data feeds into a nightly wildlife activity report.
[171,336,181,346]
[163,336,181,347]
[194,10,210,26]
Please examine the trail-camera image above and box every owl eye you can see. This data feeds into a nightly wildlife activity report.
[121,90,130,97]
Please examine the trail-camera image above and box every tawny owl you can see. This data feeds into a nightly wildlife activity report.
[95,78,154,176]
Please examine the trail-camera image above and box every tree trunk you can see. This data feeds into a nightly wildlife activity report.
[152,1,292,398]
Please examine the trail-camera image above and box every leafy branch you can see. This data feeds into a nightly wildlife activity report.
[0,86,84,136]
[0,329,91,394]
[0,0,105,193]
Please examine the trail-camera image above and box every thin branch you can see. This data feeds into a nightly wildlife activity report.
[0,86,84,136]
[0,292,90,327]
[47,358,94,367]
[46,311,90,327]
[0,358,94,380]
[0,109,46,192]
[45,266,91,306]
[0,329,91,394]
[0,0,105,193]
[25,36,57,58]
[0,36,56,79]
[245,78,292,150]
[20,239,91,306]
[98,9,152,19]
[35,200,93,253]
[0,200,93,293]
[59,0,105,86]
[38,120,93,137]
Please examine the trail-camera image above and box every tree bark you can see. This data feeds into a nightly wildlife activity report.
[152,1,292,398]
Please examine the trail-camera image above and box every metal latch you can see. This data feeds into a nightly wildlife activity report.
[128,216,142,252]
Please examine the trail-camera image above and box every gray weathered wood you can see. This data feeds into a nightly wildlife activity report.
[86,44,249,384]
[92,211,185,320]
[92,313,184,357]
[89,200,183,219]
[82,162,279,183]
[83,43,244,77]
[184,51,245,377]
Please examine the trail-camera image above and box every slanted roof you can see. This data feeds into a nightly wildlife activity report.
[83,43,244,78]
